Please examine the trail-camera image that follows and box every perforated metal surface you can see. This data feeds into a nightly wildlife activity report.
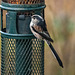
[17,11,34,16]
[1,38,16,75]
[2,0,44,4]
[1,36,44,75]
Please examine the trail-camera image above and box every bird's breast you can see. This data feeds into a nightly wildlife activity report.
[30,25,42,39]
[33,25,42,32]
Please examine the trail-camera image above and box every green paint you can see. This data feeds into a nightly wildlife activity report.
[0,1,46,11]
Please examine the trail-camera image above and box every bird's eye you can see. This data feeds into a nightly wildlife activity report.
[33,17,35,19]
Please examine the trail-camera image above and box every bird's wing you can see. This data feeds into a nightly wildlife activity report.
[38,20,52,38]
[32,26,53,42]
[38,20,47,31]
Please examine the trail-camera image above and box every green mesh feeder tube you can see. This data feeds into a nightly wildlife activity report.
[0,0,46,75]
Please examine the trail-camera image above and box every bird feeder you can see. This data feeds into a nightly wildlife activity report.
[0,0,46,75]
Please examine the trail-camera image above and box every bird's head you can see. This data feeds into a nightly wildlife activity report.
[30,14,44,27]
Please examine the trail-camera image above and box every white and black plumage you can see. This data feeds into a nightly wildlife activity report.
[30,14,63,68]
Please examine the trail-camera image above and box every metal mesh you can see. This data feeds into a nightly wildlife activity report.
[1,36,44,75]
[2,0,44,4]
[17,11,34,16]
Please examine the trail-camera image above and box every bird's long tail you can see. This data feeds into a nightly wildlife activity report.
[46,40,63,68]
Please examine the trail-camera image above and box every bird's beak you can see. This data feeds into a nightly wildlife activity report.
[31,16,34,19]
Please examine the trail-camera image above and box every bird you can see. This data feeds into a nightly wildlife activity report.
[30,14,63,68]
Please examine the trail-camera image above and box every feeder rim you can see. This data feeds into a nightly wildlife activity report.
[0,31,36,39]
[0,1,46,11]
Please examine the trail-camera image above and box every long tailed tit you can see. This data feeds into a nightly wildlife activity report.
[30,15,63,68]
